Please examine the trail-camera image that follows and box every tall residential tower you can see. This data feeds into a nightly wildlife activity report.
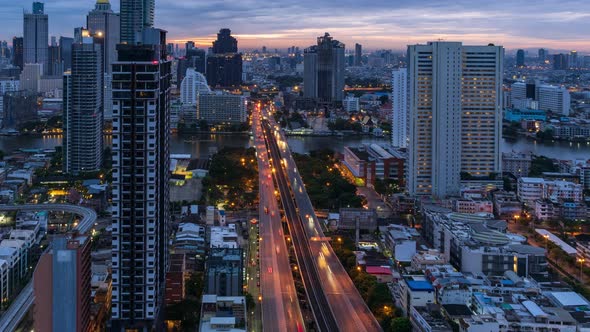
[110,29,171,331]
[407,41,503,198]
[63,31,103,175]
[120,0,154,44]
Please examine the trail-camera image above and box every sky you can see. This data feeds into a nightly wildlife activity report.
[1,0,590,53]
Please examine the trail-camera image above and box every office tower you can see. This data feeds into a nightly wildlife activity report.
[180,68,211,105]
[407,41,503,198]
[538,48,546,62]
[19,63,42,93]
[2,91,37,129]
[33,235,91,332]
[206,29,242,88]
[47,45,63,76]
[303,33,345,103]
[516,49,525,67]
[12,37,23,70]
[570,50,578,68]
[87,0,120,74]
[63,32,103,175]
[111,30,171,331]
[59,37,74,71]
[120,0,155,44]
[50,36,57,47]
[391,68,407,148]
[186,47,206,73]
[23,2,49,74]
[185,40,195,52]
[553,54,567,70]
[354,43,362,66]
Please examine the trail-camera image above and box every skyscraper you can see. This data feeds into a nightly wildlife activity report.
[553,53,568,70]
[407,41,503,198]
[391,68,407,148]
[59,36,74,71]
[206,29,242,88]
[33,235,91,332]
[63,30,103,175]
[12,37,23,70]
[120,0,154,44]
[110,30,171,331]
[303,33,345,103]
[47,45,62,76]
[354,43,362,66]
[23,2,49,74]
[538,48,546,62]
[516,49,525,67]
[87,0,120,74]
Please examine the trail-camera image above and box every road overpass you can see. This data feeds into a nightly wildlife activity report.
[253,108,305,332]
[0,204,97,332]
[262,109,382,332]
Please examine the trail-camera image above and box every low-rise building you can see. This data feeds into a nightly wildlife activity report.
[341,143,405,187]
[200,294,247,332]
[502,152,532,178]
[382,224,418,262]
[209,224,239,249]
[197,92,247,124]
[338,208,378,231]
[205,248,243,297]
[518,177,583,204]
[397,275,435,316]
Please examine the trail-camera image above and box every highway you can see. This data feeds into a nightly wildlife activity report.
[0,204,98,332]
[253,109,305,332]
[262,109,382,332]
[262,119,338,332]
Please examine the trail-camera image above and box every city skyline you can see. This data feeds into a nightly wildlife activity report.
[0,0,589,51]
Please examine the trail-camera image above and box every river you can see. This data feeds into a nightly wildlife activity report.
[1,134,589,160]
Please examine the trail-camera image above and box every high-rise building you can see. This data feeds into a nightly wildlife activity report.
[407,42,503,198]
[180,68,211,105]
[510,81,571,116]
[553,53,568,70]
[23,2,49,74]
[185,40,195,52]
[63,32,103,175]
[87,0,120,74]
[12,37,23,70]
[570,50,578,68]
[354,43,362,66]
[206,29,242,88]
[538,48,546,62]
[2,90,37,129]
[33,235,91,332]
[186,48,206,73]
[120,0,154,44]
[303,33,345,103]
[110,30,171,331]
[47,45,63,76]
[19,63,42,93]
[391,68,408,148]
[516,49,525,67]
[59,36,74,71]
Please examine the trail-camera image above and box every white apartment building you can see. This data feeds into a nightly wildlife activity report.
[537,84,571,116]
[407,42,503,197]
[180,68,211,106]
[391,67,407,148]
[343,95,359,112]
[518,177,583,204]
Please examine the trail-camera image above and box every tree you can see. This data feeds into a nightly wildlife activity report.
[379,95,389,104]
[389,317,411,332]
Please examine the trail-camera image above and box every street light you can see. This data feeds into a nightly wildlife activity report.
[543,234,549,250]
[578,258,585,282]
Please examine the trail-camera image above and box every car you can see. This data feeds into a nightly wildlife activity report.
[264,207,269,214]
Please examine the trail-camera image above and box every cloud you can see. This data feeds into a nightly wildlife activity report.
[1,0,589,51]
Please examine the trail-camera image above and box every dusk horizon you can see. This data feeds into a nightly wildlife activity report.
[1,0,589,52]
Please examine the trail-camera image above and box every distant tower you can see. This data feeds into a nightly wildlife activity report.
[354,43,362,66]
[206,29,242,88]
[120,0,154,44]
[63,30,103,175]
[303,33,345,103]
[23,2,49,74]
[516,49,525,67]
[87,0,120,73]
[538,48,546,62]
[12,37,24,70]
